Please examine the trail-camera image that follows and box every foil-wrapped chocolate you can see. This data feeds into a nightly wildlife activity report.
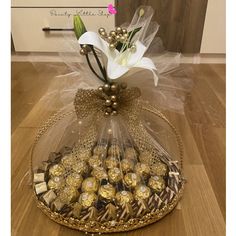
[52,198,65,211]
[79,192,97,208]
[58,186,79,204]
[124,147,137,160]
[98,184,116,200]
[43,190,57,205]
[61,154,76,168]
[108,144,121,156]
[33,173,45,183]
[124,172,141,188]
[134,162,150,177]
[152,162,167,176]
[121,159,134,172]
[93,145,107,157]
[108,167,122,183]
[48,176,65,190]
[91,167,108,181]
[88,155,102,168]
[49,164,65,177]
[66,173,83,188]
[77,150,91,162]
[105,156,119,169]
[116,191,134,205]
[35,182,48,195]
[72,161,89,175]
[148,176,166,192]
[81,177,99,192]
[134,185,151,200]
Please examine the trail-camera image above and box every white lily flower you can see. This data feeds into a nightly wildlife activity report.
[79,31,159,86]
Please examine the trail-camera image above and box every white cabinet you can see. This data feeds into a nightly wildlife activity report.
[12,1,115,52]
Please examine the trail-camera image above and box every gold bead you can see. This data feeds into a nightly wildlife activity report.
[111,83,118,92]
[100,31,107,38]
[112,110,118,116]
[82,44,91,52]
[105,112,110,117]
[109,43,116,50]
[122,28,127,34]
[80,48,87,55]
[98,86,103,92]
[107,36,114,43]
[130,44,137,53]
[116,27,122,34]
[115,35,120,41]
[120,36,126,43]
[98,27,105,34]
[106,107,112,113]
[105,99,112,106]
[110,95,117,101]
[112,102,118,109]
[103,83,110,92]
[123,33,128,39]
[109,30,117,37]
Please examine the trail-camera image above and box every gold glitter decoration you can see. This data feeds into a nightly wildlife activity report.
[81,177,99,192]
[116,191,134,205]
[91,167,108,180]
[152,162,168,176]
[134,162,150,177]
[108,167,122,183]
[79,192,97,208]
[48,177,65,190]
[108,144,121,156]
[148,176,166,192]
[105,156,119,169]
[49,164,65,177]
[88,155,102,168]
[121,159,135,172]
[66,173,83,188]
[58,186,78,204]
[98,184,116,200]
[61,154,75,168]
[72,161,88,175]
[124,172,141,188]
[134,185,151,200]
[124,147,137,160]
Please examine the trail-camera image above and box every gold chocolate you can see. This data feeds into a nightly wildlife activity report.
[108,167,122,183]
[81,177,99,192]
[124,147,137,160]
[49,164,65,177]
[72,202,83,218]
[93,145,107,157]
[91,167,108,181]
[116,191,134,205]
[148,176,166,192]
[77,150,91,161]
[152,162,167,176]
[121,159,134,172]
[33,173,45,183]
[134,162,150,177]
[98,184,116,200]
[66,173,83,188]
[43,190,57,205]
[88,155,102,168]
[35,182,48,195]
[58,186,79,204]
[79,192,97,208]
[105,156,119,169]
[134,185,151,200]
[61,154,75,168]
[72,161,88,175]
[108,145,121,156]
[139,151,153,164]
[48,176,65,190]
[124,172,141,188]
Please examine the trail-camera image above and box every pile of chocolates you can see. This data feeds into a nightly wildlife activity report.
[34,143,173,224]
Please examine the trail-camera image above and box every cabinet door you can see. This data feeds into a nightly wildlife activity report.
[115,0,208,53]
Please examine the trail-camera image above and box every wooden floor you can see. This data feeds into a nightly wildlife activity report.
[11,62,226,236]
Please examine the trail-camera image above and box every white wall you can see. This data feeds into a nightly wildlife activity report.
[200,0,226,54]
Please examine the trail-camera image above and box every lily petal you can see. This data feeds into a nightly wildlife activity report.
[134,57,159,86]
[78,31,119,59]
[107,59,129,79]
